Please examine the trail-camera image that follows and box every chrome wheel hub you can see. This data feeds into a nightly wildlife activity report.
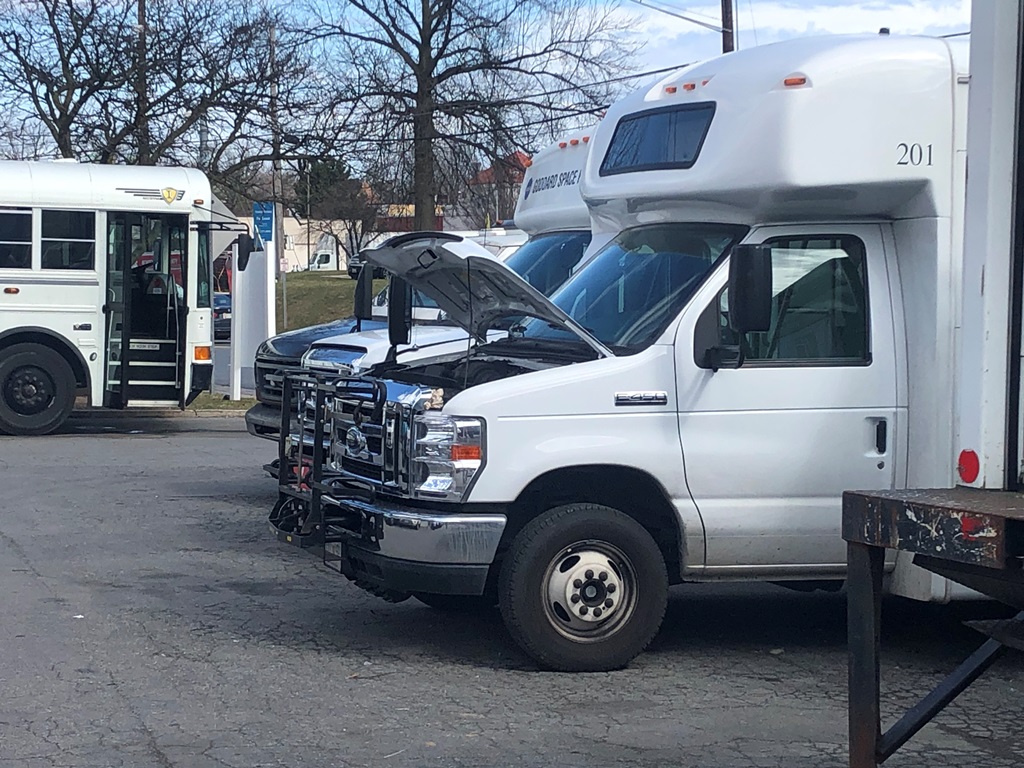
[543,541,635,640]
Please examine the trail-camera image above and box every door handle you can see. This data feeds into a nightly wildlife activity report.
[875,419,888,454]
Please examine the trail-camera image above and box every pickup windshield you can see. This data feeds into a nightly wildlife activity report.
[514,222,748,353]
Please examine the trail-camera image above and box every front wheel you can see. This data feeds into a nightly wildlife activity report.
[498,503,668,672]
[0,343,76,436]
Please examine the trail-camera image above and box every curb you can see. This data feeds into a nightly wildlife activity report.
[69,408,248,420]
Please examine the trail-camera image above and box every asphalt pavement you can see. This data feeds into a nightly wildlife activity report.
[1,418,1023,767]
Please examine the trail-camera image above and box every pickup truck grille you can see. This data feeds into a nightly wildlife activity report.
[329,378,427,496]
[255,357,302,406]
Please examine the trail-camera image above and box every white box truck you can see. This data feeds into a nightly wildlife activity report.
[274,33,980,671]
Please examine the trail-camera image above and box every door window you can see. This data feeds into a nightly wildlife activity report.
[718,235,869,364]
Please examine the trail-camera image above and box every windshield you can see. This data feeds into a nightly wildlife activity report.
[514,222,747,352]
[503,230,592,297]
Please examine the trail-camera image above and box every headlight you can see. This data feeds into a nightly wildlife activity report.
[411,413,484,501]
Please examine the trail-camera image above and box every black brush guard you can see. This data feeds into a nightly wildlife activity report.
[267,374,400,591]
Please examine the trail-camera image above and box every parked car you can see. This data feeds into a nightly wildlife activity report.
[347,251,386,280]
[213,292,231,341]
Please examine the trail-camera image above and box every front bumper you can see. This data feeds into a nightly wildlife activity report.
[245,402,291,440]
[273,493,507,596]
[186,363,213,405]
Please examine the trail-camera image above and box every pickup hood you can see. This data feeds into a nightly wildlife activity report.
[256,317,388,360]
[362,234,611,356]
[303,325,498,373]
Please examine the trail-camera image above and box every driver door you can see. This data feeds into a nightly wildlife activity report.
[676,225,900,575]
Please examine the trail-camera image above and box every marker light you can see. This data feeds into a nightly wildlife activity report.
[783,75,808,87]
[664,86,678,94]
[3,287,18,294]
[194,346,212,362]
[682,82,696,91]
[451,444,483,461]
[582,136,590,143]
[193,199,205,205]
[570,138,579,146]
[957,449,980,484]
[559,142,567,148]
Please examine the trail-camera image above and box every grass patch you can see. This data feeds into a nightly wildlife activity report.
[275,271,360,331]
[191,392,257,410]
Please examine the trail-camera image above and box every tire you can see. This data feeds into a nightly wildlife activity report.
[498,503,668,672]
[0,343,77,436]
[413,593,497,612]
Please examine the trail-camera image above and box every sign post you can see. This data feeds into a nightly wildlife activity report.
[226,205,277,400]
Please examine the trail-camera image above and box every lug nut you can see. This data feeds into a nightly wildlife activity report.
[599,571,608,581]
[593,607,603,618]
[570,594,581,604]
[579,606,588,616]
[607,584,616,594]
[585,569,594,579]
[604,598,613,608]
[573,578,583,588]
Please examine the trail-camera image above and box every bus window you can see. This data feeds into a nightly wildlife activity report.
[41,210,96,270]
[0,210,31,269]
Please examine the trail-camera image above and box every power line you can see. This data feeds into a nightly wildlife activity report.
[628,0,726,33]
[275,61,696,130]
[746,0,758,46]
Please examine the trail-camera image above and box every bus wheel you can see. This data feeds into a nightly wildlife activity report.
[0,344,76,436]
[498,503,668,672]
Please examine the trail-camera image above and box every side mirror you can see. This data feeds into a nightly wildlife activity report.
[353,264,373,321]
[236,233,255,272]
[727,243,772,333]
[387,275,412,347]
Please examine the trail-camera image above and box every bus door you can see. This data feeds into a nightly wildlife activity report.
[103,212,188,407]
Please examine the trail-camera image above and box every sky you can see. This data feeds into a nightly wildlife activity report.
[625,0,971,74]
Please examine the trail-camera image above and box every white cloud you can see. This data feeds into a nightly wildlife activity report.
[616,0,971,73]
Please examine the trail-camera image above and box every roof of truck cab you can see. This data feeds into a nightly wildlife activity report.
[514,126,596,236]
[583,34,969,223]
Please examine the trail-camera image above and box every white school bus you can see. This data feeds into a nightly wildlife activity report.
[0,160,246,435]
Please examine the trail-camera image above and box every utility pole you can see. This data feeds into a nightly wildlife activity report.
[305,160,312,270]
[721,0,735,53]
[198,116,210,169]
[269,23,287,329]
[136,0,150,163]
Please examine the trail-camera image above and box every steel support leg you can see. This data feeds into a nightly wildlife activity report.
[848,541,884,768]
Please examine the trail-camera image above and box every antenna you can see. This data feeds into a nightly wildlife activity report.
[465,257,472,391]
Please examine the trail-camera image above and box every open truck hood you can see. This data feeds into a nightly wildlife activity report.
[361,233,612,357]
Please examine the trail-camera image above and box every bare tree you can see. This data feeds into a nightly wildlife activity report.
[0,0,134,158]
[311,0,636,229]
[0,0,345,191]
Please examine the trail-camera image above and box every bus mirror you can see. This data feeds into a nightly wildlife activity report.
[388,275,412,347]
[728,244,772,333]
[236,233,255,272]
[353,265,373,321]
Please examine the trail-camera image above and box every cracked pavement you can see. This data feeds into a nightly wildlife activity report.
[1,416,1022,767]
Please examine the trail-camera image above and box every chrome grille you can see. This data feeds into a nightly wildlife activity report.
[255,357,303,405]
[328,378,428,496]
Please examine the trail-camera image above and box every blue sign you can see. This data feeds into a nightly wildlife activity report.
[253,202,274,244]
